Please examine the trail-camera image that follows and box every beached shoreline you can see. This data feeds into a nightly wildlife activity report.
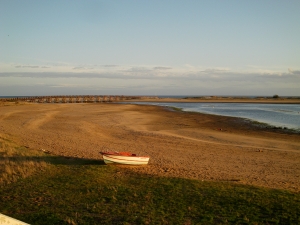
[0,102,299,192]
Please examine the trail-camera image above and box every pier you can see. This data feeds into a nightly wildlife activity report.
[0,95,144,103]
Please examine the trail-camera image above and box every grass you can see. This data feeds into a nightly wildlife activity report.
[0,134,49,186]
[0,136,300,224]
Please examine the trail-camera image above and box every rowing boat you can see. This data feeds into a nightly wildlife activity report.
[100,151,149,165]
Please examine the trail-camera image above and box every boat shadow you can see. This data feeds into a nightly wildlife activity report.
[0,155,106,166]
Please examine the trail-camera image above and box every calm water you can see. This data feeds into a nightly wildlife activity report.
[128,102,300,130]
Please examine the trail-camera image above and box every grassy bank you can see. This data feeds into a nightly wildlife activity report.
[1,136,299,225]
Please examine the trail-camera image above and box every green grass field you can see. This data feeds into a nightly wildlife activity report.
[1,136,299,225]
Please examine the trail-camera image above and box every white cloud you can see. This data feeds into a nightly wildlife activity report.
[0,65,299,96]
[72,67,95,70]
[153,66,172,70]
[15,65,40,68]
[0,67,299,81]
[288,68,300,75]
[102,65,119,68]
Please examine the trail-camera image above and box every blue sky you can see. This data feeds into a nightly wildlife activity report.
[1,0,299,96]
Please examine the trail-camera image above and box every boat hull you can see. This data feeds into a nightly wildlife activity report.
[101,153,149,165]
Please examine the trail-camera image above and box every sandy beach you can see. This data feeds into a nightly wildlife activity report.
[0,102,299,192]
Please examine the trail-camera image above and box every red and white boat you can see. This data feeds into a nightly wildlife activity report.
[100,151,150,165]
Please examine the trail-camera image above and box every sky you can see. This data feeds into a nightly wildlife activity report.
[1,0,300,96]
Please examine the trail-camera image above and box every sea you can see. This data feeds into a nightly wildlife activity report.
[126,102,300,131]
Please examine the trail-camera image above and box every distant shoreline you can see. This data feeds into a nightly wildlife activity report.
[124,97,300,104]
[121,100,300,131]
[1,95,300,104]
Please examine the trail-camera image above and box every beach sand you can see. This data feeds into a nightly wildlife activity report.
[0,102,299,192]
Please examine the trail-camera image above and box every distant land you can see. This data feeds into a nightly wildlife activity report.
[1,95,300,104]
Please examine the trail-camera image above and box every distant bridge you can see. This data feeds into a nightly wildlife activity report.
[0,95,145,103]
